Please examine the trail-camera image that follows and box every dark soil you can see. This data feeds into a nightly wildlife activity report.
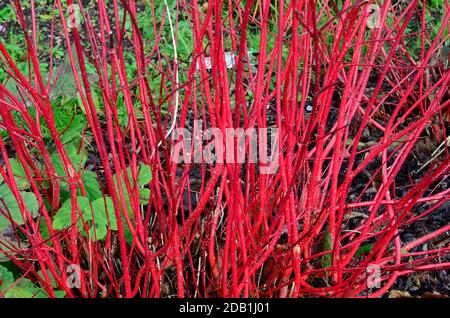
[391,201,450,297]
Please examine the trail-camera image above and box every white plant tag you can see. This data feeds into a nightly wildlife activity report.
[197,52,235,70]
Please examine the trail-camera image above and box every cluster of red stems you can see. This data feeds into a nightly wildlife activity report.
[0,0,449,298]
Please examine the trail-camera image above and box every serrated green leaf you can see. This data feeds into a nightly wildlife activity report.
[59,114,87,145]
[8,159,29,190]
[0,239,20,263]
[36,270,65,298]
[20,192,39,216]
[81,170,103,201]
[78,89,102,115]
[37,269,58,289]
[0,265,15,293]
[0,184,39,231]
[54,290,66,298]
[112,164,152,216]
[51,143,87,179]
[52,196,116,241]
[52,196,90,230]
[89,196,117,239]
[1,264,48,298]
[113,178,132,215]
[4,278,47,298]
[137,165,152,186]
[110,164,152,246]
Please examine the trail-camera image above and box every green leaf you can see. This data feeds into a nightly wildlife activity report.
[36,270,65,298]
[137,165,152,186]
[320,228,332,269]
[0,184,39,231]
[52,196,90,231]
[78,89,102,115]
[37,269,58,289]
[120,164,153,187]
[0,265,15,293]
[138,188,150,205]
[51,143,87,178]
[68,145,87,169]
[81,171,103,201]
[110,164,152,245]
[52,196,116,241]
[53,290,66,298]
[124,221,134,246]
[8,159,29,190]
[0,158,30,189]
[0,239,20,263]
[21,191,39,213]
[59,113,87,145]
[1,265,50,298]
[4,278,47,298]
[39,217,51,245]
[90,196,117,233]
[355,243,375,257]
[112,164,152,215]
[113,178,132,215]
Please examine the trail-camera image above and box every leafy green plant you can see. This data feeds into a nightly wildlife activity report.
[50,163,151,242]
[0,162,39,234]
[113,164,152,244]
[52,196,116,241]
[0,265,65,298]
[113,164,152,208]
